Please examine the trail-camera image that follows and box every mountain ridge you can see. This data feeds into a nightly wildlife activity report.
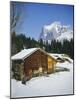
[39,21,73,44]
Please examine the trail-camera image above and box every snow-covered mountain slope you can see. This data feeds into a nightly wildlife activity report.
[56,30,73,42]
[39,21,73,43]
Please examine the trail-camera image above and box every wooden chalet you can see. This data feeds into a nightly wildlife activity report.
[11,48,57,80]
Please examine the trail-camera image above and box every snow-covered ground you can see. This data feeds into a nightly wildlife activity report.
[11,59,73,98]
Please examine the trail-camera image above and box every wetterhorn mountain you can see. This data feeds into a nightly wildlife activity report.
[39,22,73,44]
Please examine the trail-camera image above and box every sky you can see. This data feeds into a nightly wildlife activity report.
[11,2,74,40]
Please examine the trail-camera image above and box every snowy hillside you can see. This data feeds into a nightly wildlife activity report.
[11,56,73,98]
[39,21,73,43]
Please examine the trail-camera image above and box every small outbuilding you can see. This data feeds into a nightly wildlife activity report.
[11,48,57,80]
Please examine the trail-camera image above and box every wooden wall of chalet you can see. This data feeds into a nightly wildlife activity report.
[24,50,48,77]
[48,56,57,73]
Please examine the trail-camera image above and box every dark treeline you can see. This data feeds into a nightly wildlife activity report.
[11,32,74,59]
[11,32,45,55]
[45,39,74,59]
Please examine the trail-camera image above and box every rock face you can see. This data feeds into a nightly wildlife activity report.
[39,21,73,44]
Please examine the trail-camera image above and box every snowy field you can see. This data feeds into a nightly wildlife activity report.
[11,59,74,98]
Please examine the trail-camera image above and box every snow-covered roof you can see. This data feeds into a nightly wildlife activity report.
[48,53,63,60]
[11,48,57,61]
[11,48,38,60]
[48,53,73,63]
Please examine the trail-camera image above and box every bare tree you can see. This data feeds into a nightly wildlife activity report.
[10,2,26,33]
[10,2,27,55]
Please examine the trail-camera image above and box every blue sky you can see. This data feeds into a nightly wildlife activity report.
[11,2,74,40]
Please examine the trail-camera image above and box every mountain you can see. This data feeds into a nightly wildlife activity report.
[39,21,73,44]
